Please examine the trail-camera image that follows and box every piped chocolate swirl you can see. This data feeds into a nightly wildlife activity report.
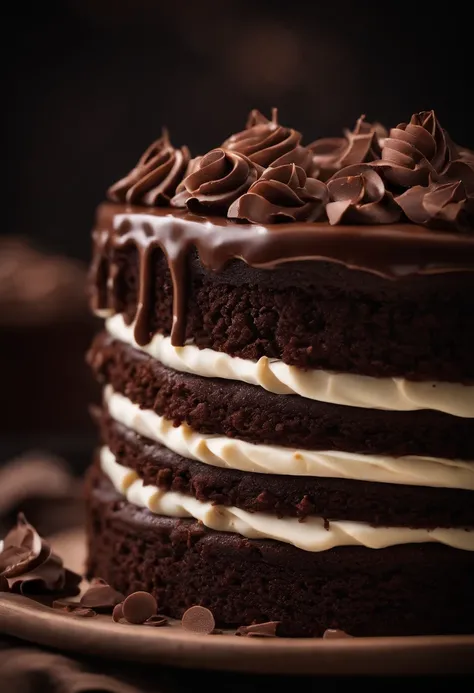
[222,108,312,171]
[107,129,190,206]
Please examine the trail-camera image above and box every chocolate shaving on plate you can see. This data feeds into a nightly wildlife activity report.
[69,607,96,618]
[322,628,353,639]
[235,621,280,637]
[143,615,168,627]
[80,579,124,612]
[0,513,81,596]
[122,591,157,625]
[181,605,216,635]
[52,598,81,609]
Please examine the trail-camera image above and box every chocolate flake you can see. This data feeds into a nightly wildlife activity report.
[181,605,215,635]
[0,514,81,597]
[122,591,157,625]
[53,600,96,617]
[68,607,96,618]
[322,628,353,639]
[80,581,124,612]
[52,598,81,610]
[0,575,9,592]
[143,614,168,627]
[236,621,280,637]
[90,577,108,586]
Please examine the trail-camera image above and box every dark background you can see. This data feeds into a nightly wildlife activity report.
[4,0,472,261]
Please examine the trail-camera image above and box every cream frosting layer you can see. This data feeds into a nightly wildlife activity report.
[100,447,474,552]
[104,386,474,490]
[105,313,474,417]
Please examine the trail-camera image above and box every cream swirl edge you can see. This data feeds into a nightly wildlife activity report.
[104,313,474,418]
[104,386,474,490]
[100,447,474,552]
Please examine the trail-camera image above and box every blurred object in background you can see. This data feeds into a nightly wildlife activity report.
[0,238,98,471]
[0,452,84,537]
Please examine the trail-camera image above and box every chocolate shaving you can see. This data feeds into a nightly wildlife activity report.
[69,607,96,618]
[235,621,280,637]
[0,513,81,597]
[0,574,9,592]
[90,577,108,586]
[322,628,353,639]
[122,591,157,625]
[52,598,81,610]
[80,580,124,612]
[143,614,168,627]
[181,605,216,635]
[52,599,96,617]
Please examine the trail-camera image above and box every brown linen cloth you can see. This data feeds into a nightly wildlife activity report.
[0,637,143,693]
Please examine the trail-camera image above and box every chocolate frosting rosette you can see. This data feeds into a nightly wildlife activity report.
[171,148,261,215]
[107,129,190,206]
[377,110,450,188]
[396,178,474,233]
[222,109,312,171]
[308,116,386,181]
[326,164,401,225]
[228,163,328,223]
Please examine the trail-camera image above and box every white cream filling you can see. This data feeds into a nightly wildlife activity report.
[100,447,474,552]
[104,386,474,490]
[105,313,474,418]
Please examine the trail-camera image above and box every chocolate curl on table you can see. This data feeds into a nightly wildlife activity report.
[0,513,81,596]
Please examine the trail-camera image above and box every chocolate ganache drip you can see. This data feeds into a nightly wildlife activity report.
[170,148,260,215]
[107,129,190,206]
[327,164,401,225]
[228,164,328,223]
[308,116,386,182]
[222,108,312,171]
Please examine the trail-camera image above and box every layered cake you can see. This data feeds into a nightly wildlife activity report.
[86,110,474,637]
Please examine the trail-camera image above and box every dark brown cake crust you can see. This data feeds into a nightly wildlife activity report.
[88,333,474,460]
[103,244,474,381]
[97,415,474,528]
[86,473,474,638]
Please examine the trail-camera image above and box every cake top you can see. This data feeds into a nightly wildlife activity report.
[105,108,474,234]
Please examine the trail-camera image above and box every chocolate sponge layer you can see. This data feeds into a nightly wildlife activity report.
[96,414,474,528]
[86,471,474,638]
[88,333,474,460]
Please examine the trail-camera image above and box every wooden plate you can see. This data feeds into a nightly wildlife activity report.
[0,529,473,675]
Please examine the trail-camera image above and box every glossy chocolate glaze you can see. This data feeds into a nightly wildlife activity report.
[91,202,474,347]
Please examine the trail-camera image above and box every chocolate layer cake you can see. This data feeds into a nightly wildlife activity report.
[86,110,474,636]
